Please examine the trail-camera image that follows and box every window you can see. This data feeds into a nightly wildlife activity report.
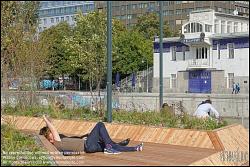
[132,4,137,9]
[50,18,54,23]
[169,10,174,15]
[184,24,190,33]
[217,44,220,59]
[234,22,238,32]
[241,22,244,32]
[221,21,225,33]
[191,23,195,33]
[66,16,69,21]
[61,17,64,21]
[214,20,219,33]
[163,1,169,6]
[196,48,198,59]
[171,74,177,88]
[196,47,208,59]
[202,48,204,59]
[196,23,202,32]
[199,48,202,59]
[205,24,212,32]
[182,46,186,60]
[205,48,208,59]
[227,21,232,33]
[56,17,59,22]
[172,46,176,61]
[228,73,234,88]
[228,43,234,59]
[43,18,47,25]
[176,9,182,15]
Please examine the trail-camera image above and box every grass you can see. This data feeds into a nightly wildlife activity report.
[2,104,228,130]
[1,124,55,166]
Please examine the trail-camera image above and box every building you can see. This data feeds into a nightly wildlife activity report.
[153,9,249,94]
[38,1,94,32]
[95,1,249,31]
[234,1,249,16]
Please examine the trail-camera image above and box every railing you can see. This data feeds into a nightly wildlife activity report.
[117,67,153,93]
[187,59,209,69]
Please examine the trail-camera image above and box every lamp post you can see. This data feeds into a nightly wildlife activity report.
[106,1,112,123]
[159,1,163,110]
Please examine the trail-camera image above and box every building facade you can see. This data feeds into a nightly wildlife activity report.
[153,9,249,94]
[95,1,249,31]
[38,1,94,32]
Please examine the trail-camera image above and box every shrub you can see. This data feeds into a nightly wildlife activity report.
[2,105,228,130]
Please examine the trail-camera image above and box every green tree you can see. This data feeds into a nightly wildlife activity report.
[1,1,48,92]
[133,13,179,40]
[63,11,125,94]
[39,22,73,89]
[113,30,153,75]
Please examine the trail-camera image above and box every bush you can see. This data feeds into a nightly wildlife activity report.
[2,105,228,130]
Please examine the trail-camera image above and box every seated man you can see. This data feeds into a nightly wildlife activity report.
[193,99,220,119]
[39,115,143,155]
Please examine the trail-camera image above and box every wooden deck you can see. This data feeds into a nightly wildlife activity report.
[79,141,216,166]
[35,133,216,166]
[2,115,249,166]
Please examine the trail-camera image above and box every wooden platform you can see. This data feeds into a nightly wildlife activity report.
[2,115,249,166]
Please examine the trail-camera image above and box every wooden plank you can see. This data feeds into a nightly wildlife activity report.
[207,131,224,151]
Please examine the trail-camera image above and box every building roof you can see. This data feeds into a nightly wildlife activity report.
[154,32,249,43]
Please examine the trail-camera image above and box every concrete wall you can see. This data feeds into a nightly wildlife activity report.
[1,91,248,119]
[177,71,189,93]
[211,70,226,94]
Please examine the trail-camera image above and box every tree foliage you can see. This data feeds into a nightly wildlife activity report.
[39,22,73,78]
[63,11,125,92]
[1,1,49,90]
[133,13,179,40]
[113,30,153,75]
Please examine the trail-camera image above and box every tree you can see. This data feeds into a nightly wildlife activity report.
[63,11,125,94]
[1,1,49,92]
[113,30,153,76]
[39,22,73,89]
[133,13,179,40]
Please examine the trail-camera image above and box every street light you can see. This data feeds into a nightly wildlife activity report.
[159,1,163,110]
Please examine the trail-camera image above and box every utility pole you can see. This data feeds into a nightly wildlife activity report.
[159,1,163,110]
[106,1,112,122]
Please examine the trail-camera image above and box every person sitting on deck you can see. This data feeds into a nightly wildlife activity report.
[39,115,143,155]
[193,99,220,120]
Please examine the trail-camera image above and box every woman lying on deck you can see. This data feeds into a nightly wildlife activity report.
[39,115,143,155]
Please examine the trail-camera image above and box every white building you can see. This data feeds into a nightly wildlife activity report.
[38,1,94,32]
[153,9,249,94]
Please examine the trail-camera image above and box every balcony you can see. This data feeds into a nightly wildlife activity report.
[187,59,209,69]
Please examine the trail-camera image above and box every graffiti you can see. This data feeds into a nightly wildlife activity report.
[116,101,153,112]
